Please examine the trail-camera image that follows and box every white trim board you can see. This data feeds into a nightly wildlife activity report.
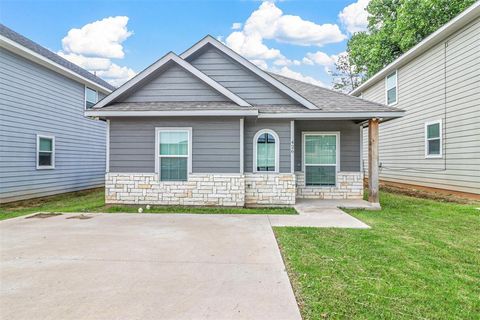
[258,111,405,119]
[93,52,251,109]
[180,35,319,110]
[0,35,112,93]
[85,109,259,117]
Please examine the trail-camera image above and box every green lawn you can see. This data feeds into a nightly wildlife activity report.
[0,189,296,220]
[275,192,480,319]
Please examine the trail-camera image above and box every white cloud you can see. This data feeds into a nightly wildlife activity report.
[61,16,132,58]
[226,31,282,60]
[231,22,242,30]
[273,66,326,87]
[57,52,111,71]
[96,63,136,87]
[305,51,336,66]
[339,0,370,34]
[58,16,136,87]
[225,1,346,62]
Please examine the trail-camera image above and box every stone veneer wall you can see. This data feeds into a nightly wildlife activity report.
[244,173,296,206]
[295,171,363,199]
[105,173,245,206]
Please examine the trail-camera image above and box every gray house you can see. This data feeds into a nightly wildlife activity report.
[0,24,114,203]
[351,2,480,197]
[86,36,404,207]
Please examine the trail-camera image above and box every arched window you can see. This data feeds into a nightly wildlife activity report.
[253,129,279,172]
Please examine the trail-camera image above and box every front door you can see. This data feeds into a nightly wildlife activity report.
[303,132,339,187]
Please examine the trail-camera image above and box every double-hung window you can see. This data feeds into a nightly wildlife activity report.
[254,129,279,172]
[85,87,98,109]
[37,135,55,169]
[156,128,191,181]
[425,120,442,158]
[303,133,339,186]
[385,71,397,105]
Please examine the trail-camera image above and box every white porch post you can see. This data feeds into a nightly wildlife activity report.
[290,120,295,173]
[240,118,244,174]
[368,118,380,208]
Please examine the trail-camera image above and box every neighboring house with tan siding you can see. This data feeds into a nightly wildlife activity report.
[351,2,480,196]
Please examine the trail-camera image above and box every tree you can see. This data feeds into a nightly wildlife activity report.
[347,0,475,80]
[331,53,363,93]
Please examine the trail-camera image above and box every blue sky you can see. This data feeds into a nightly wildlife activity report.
[0,0,369,87]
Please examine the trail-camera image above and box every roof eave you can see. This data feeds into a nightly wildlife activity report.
[84,109,259,118]
[0,35,112,93]
[350,2,480,96]
[258,111,406,120]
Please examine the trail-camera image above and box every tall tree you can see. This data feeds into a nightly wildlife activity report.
[331,53,363,93]
[347,0,475,80]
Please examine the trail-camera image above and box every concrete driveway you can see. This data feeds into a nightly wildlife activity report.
[0,213,301,320]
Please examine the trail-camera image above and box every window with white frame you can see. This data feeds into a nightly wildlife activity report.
[85,87,98,109]
[425,120,442,158]
[254,129,279,172]
[156,129,191,181]
[386,71,397,105]
[37,135,55,169]
[303,133,339,186]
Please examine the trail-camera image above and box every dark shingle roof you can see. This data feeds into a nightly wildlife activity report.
[99,102,253,111]
[269,73,402,112]
[0,23,115,91]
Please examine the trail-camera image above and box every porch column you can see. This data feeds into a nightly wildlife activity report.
[368,118,380,208]
[290,120,295,173]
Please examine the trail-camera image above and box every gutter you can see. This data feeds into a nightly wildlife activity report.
[84,109,259,117]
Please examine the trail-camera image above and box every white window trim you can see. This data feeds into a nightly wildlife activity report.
[302,131,340,188]
[385,70,398,106]
[154,127,193,181]
[425,120,443,159]
[253,129,280,173]
[85,86,98,110]
[36,134,55,170]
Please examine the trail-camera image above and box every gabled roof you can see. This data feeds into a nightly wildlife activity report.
[93,52,251,109]
[180,35,319,110]
[350,1,480,96]
[0,23,114,92]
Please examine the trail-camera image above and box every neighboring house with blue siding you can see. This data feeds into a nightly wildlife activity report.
[0,24,114,203]
[86,36,404,207]
[351,3,480,196]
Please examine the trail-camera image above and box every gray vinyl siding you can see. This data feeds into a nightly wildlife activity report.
[295,120,361,172]
[109,117,241,173]
[188,46,298,105]
[122,63,228,103]
[0,47,107,203]
[244,119,291,173]
[361,17,480,194]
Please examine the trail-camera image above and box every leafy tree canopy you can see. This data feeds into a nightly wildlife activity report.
[347,0,475,80]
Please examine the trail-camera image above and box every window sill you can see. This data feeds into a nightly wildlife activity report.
[425,155,443,159]
[36,166,55,170]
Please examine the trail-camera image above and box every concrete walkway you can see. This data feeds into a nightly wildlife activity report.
[269,199,371,228]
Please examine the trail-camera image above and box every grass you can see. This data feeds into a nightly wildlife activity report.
[274,192,480,319]
[0,188,296,220]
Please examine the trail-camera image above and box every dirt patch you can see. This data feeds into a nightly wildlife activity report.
[25,213,62,219]
[66,214,93,220]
